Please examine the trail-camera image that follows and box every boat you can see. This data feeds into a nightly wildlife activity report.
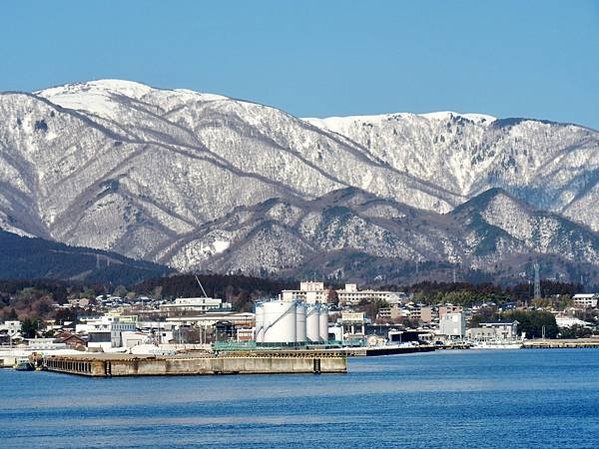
[14,359,35,371]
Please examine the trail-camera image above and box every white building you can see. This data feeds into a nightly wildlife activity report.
[555,316,593,328]
[160,297,230,316]
[467,321,519,342]
[439,312,466,337]
[340,312,366,335]
[0,320,22,339]
[120,331,148,348]
[281,281,330,304]
[76,314,138,349]
[336,283,404,306]
[110,316,138,347]
[26,338,69,350]
[572,294,598,309]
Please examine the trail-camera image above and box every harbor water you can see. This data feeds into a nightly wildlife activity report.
[1,349,598,448]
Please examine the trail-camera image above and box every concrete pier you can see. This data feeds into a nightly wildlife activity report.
[523,338,599,349]
[41,353,347,377]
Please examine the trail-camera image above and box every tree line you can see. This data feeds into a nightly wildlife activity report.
[378,280,582,307]
[0,274,297,321]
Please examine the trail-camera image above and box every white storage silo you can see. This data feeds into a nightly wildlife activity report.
[261,300,297,344]
[254,302,265,343]
[306,304,320,343]
[295,301,307,343]
[319,305,329,342]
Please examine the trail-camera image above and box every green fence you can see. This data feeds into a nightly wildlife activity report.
[213,340,364,352]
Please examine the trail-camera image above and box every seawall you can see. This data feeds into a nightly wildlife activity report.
[40,353,347,377]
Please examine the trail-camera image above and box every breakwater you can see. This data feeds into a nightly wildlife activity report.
[40,352,347,377]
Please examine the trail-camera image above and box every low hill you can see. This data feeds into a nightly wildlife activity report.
[0,230,172,285]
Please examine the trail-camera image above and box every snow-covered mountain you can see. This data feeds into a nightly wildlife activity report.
[305,112,599,232]
[1,80,598,283]
[162,187,599,284]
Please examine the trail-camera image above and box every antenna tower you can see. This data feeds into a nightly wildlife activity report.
[533,263,541,300]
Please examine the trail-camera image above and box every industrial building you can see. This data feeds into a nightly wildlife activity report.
[76,314,138,350]
[439,312,466,337]
[340,312,366,336]
[166,311,255,343]
[467,321,519,342]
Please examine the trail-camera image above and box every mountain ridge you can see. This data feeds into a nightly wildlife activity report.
[0,229,171,285]
[1,80,598,284]
[160,186,599,284]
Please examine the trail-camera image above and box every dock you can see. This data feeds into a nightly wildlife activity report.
[214,345,439,357]
[39,352,347,377]
[523,338,599,349]
[362,345,436,356]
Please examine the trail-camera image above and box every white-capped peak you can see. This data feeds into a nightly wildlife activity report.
[304,111,496,130]
[35,79,229,117]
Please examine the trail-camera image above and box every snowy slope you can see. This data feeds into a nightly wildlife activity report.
[304,113,599,231]
[0,79,598,283]
[162,187,599,284]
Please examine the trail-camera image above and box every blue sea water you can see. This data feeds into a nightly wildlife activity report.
[1,349,598,448]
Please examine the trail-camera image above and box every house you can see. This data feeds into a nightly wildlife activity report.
[68,298,91,308]
[55,332,87,350]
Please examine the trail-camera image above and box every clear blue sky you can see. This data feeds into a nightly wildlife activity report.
[1,1,598,127]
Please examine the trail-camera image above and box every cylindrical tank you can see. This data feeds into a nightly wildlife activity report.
[261,300,297,344]
[306,304,320,343]
[295,301,306,343]
[254,302,265,343]
[319,305,329,342]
